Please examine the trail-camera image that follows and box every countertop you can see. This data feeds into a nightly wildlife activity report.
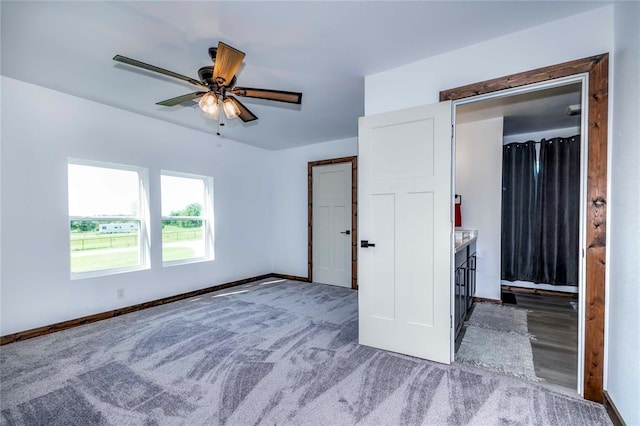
[455,229,478,253]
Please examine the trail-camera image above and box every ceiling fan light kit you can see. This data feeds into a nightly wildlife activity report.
[222,98,241,119]
[199,93,220,118]
[113,41,303,133]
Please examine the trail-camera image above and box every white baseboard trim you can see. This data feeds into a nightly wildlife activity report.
[501,280,578,294]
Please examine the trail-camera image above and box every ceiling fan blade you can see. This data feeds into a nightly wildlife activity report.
[113,55,208,88]
[230,87,302,104]
[156,91,208,106]
[227,96,258,122]
[212,42,245,87]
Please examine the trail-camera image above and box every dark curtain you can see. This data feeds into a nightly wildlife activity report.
[501,142,538,282]
[501,135,581,286]
[533,136,581,286]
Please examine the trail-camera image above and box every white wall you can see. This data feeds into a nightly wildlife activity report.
[0,75,356,336]
[365,6,613,115]
[271,138,357,278]
[456,117,503,300]
[0,43,3,335]
[0,77,274,335]
[607,2,640,423]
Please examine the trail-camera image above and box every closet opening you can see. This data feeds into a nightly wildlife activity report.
[451,77,586,394]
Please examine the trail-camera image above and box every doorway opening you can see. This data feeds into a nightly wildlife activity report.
[442,53,608,402]
[308,156,358,289]
[453,80,584,393]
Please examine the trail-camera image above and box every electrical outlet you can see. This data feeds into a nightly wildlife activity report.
[117,288,125,299]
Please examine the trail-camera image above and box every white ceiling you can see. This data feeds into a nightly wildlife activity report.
[1,1,608,150]
[457,83,582,136]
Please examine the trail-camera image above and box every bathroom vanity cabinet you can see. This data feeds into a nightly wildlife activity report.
[454,232,477,338]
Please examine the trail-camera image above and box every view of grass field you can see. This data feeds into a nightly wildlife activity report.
[70,224,205,273]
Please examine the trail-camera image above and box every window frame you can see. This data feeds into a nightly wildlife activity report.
[68,158,150,279]
[160,170,215,266]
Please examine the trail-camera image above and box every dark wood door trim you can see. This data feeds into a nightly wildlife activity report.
[308,156,358,289]
[441,53,608,403]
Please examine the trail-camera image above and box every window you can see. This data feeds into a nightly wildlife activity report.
[68,159,149,277]
[161,171,214,265]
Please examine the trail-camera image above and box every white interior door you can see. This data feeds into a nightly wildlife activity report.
[312,162,352,288]
[358,101,452,363]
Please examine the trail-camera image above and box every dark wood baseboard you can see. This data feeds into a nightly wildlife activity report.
[501,285,578,299]
[0,273,301,346]
[271,273,311,282]
[473,296,502,304]
[603,390,626,426]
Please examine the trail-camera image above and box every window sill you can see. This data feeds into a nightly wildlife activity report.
[162,257,214,268]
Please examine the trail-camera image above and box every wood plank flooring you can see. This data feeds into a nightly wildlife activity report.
[509,290,579,390]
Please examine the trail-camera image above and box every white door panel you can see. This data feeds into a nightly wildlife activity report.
[332,205,348,271]
[370,193,395,319]
[369,118,435,180]
[358,101,452,364]
[316,206,331,269]
[397,191,434,327]
[312,163,352,288]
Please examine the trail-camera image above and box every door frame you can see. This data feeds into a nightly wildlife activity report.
[440,53,608,403]
[308,156,358,289]
[451,75,588,392]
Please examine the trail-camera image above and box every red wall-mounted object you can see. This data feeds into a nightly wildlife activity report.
[454,194,462,227]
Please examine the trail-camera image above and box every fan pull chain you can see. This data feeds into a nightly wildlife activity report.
[217,114,224,136]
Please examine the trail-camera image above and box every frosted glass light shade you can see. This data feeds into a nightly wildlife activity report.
[199,93,219,119]
[223,98,240,119]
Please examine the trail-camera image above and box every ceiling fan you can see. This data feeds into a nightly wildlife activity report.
[113,42,302,125]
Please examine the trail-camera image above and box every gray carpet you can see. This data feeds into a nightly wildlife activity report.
[1,279,610,425]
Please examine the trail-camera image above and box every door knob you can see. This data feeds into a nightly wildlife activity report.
[360,240,376,248]
[340,230,351,235]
